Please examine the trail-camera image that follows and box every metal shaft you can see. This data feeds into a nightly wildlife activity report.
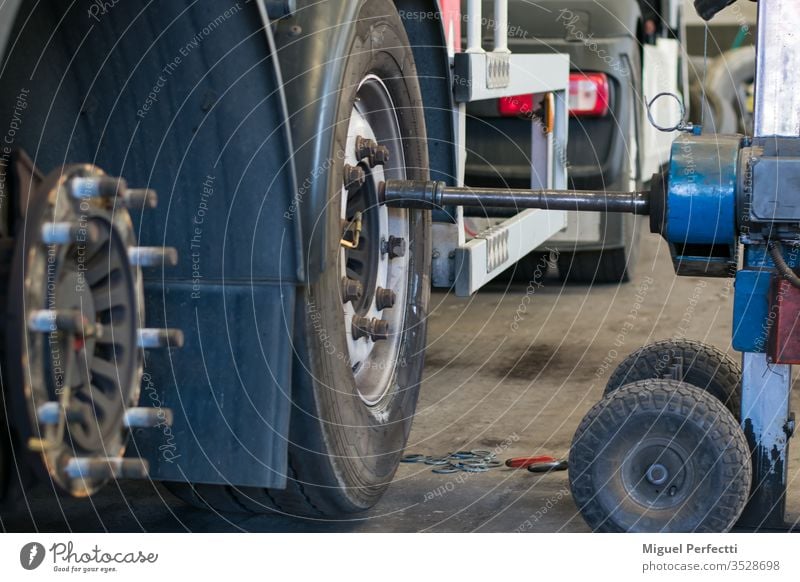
[382,180,650,215]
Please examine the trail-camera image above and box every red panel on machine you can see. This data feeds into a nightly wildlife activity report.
[768,277,800,364]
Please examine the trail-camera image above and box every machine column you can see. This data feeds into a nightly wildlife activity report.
[738,352,791,528]
[738,0,800,529]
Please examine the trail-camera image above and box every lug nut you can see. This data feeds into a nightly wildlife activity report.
[355,136,391,167]
[373,145,390,166]
[343,164,366,192]
[383,236,407,259]
[370,318,389,341]
[342,277,364,303]
[352,316,372,341]
[375,287,396,310]
[355,136,375,161]
[351,316,389,341]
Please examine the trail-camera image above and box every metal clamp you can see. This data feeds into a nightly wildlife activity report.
[646,92,701,135]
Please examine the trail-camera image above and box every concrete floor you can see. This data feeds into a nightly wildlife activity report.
[3,231,799,532]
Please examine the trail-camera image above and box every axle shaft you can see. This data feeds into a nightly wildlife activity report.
[381,180,650,215]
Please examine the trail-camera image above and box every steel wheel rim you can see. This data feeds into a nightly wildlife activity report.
[340,74,410,406]
[620,437,694,510]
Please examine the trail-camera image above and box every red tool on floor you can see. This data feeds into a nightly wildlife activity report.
[505,456,555,469]
[505,456,568,472]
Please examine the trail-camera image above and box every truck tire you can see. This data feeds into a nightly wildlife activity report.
[557,209,641,284]
[169,0,430,517]
[558,103,642,285]
[604,339,742,419]
[557,243,634,284]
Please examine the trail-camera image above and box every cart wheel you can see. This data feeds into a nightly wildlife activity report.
[605,339,742,418]
[570,379,751,532]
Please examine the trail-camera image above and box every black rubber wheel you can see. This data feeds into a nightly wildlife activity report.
[557,129,642,284]
[501,251,553,283]
[605,339,742,419]
[557,242,636,284]
[569,380,751,532]
[168,0,430,517]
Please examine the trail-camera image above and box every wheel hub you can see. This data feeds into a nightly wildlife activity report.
[621,438,693,510]
[6,158,181,496]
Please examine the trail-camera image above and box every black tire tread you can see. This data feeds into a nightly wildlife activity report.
[165,456,327,517]
[605,339,742,417]
[558,247,631,284]
[569,380,751,532]
[166,0,426,518]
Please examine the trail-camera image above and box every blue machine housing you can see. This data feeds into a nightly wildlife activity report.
[663,134,741,277]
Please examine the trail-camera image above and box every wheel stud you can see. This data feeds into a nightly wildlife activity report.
[382,236,406,259]
[342,277,364,303]
[137,328,185,349]
[69,176,127,200]
[64,457,149,480]
[122,188,158,209]
[375,287,396,310]
[41,222,100,245]
[37,402,87,425]
[355,136,390,167]
[343,164,366,193]
[351,316,389,341]
[28,309,96,337]
[129,246,178,268]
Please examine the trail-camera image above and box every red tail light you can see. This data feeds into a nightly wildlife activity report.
[569,72,610,117]
[498,94,535,117]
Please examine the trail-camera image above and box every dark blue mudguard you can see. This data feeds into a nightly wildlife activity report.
[0,0,453,490]
[0,1,303,488]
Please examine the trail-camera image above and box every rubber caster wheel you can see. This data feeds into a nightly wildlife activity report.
[569,379,751,532]
[605,339,742,418]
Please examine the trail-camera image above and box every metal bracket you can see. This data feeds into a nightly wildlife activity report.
[453,53,569,103]
[453,208,566,296]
